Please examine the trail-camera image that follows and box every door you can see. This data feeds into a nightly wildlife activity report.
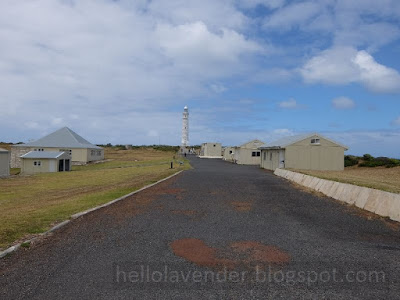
[58,159,64,172]
[49,160,56,172]
[279,150,285,168]
[65,159,70,171]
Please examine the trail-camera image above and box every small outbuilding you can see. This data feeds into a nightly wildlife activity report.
[233,139,266,165]
[20,151,71,175]
[200,143,222,158]
[259,133,348,171]
[0,148,10,177]
[222,146,236,162]
[11,127,104,168]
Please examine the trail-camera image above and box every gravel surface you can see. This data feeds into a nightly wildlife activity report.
[1,156,400,299]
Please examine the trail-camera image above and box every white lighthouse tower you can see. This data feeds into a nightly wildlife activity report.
[181,106,189,148]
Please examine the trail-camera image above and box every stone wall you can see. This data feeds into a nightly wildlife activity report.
[274,168,400,222]
[10,146,30,168]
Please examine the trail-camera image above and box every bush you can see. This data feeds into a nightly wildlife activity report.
[344,155,359,167]
[359,155,400,168]
[363,154,373,161]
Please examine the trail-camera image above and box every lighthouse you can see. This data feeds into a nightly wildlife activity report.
[181,106,189,148]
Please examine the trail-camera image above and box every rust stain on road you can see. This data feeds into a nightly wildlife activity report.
[230,201,252,212]
[170,238,290,270]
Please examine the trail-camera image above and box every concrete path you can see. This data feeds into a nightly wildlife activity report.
[1,156,400,299]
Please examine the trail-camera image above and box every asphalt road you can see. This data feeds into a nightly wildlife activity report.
[1,156,400,299]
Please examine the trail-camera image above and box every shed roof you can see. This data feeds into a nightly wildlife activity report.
[259,133,348,150]
[14,127,102,149]
[21,151,68,159]
[238,139,266,149]
[0,148,9,152]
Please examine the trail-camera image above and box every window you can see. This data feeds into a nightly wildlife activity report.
[256,152,260,157]
[311,138,320,145]
[263,152,266,160]
[229,150,233,154]
[213,144,216,147]
[34,161,41,166]
[59,149,72,155]
[91,150,95,155]
[252,151,260,157]
[97,150,101,156]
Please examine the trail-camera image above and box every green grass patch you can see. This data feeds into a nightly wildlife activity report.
[0,148,190,250]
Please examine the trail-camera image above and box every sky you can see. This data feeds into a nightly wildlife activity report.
[0,0,400,157]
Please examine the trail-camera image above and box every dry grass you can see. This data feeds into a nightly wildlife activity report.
[0,143,12,151]
[0,147,189,250]
[294,166,400,194]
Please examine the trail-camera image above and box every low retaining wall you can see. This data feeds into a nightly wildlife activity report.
[274,169,400,222]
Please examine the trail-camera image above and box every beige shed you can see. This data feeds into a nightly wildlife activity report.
[233,139,266,165]
[0,148,10,177]
[200,143,222,158]
[11,127,104,168]
[260,133,348,171]
[20,151,71,175]
[222,146,236,162]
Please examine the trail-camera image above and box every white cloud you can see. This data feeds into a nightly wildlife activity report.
[392,116,400,126]
[263,2,321,30]
[332,97,356,110]
[273,128,293,135]
[0,0,266,145]
[278,98,299,109]
[300,47,400,93]
[354,50,400,93]
[238,0,286,9]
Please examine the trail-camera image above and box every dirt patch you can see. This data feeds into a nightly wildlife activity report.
[170,238,234,269]
[230,201,252,212]
[230,241,291,265]
[170,238,290,270]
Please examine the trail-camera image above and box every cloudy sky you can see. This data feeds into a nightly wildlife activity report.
[1,0,400,157]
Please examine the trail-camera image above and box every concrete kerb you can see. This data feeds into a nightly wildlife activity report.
[389,194,400,222]
[274,169,400,222]
[0,170,184,259]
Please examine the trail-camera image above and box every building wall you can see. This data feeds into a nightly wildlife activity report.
[222,147,235,162]
[86,148,105,163]
[11,146,104,168]
[261,149,280,170]
[200,143,222,157]
[10,146,30,168]
[261,135,345,171]
[234,148,261,165]
[21,158,54,175]
[0,151,10,177]
[285,135,345,171]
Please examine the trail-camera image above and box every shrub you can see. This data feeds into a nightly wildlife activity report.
[359,156,400,168]
[363,154,373,161]
[344,155,359,167]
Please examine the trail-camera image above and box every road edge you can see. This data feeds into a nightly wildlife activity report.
[0,170,184,259]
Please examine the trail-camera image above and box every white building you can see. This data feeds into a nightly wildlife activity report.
[233,139,266,165]
[200,143,222,158]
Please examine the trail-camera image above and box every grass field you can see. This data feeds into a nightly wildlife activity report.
[295,166,400,194]
[0,147,189,250]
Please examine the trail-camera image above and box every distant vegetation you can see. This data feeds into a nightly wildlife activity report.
[96,144,181,152]
[345,154,400,168]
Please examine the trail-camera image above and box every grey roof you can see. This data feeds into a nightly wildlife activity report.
[14,127,102,149]
[0,148,9,152]
[259,133,348,150]
[238,139,266,148]
[21,151,68,159]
